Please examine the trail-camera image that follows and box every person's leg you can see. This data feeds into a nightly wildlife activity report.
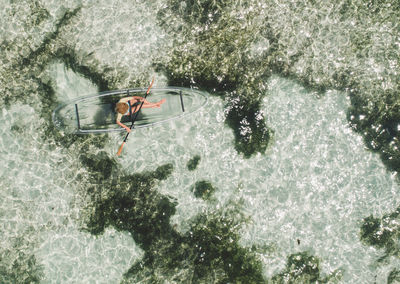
[141,99,166,109]
[132,96,157,105]
[130,98,166,112]
[152,98,166,107]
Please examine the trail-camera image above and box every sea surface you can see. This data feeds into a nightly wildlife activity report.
[1,0,400,283]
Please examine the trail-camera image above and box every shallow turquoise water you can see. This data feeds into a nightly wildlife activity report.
[1,0,400,283]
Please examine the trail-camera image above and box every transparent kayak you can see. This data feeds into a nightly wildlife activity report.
[52,87,208,134]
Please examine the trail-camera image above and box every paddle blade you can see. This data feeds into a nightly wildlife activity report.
[146,77,155,94]
[117,142,125,156]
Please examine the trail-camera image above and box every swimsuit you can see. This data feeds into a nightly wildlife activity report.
[123,102,130,116]
[123,100,142,116]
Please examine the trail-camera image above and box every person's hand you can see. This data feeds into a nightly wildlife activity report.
[126,128,131,133]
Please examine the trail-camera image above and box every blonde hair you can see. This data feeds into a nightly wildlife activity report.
[116,102,128,114]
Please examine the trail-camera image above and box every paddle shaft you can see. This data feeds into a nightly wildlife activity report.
[117,79,154,156]
[124,78,154,141]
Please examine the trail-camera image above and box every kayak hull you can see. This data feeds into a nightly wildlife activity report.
[52,87,208,134]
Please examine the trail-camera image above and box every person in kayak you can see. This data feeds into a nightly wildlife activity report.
[116,96,166,132]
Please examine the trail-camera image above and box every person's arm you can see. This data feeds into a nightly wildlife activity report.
[116,113,131,132]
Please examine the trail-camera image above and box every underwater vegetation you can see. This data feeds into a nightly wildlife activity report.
[271,252,342,283]
[80,151,176,248]
[157,0,272,158]
[187,155,201,171]
[79,151,266,282]
[2,0,399,166]
[191,180,216,200]
[19,7,81,68]
[360,207,400,282]
[157,0,400,171]
[0,4,272,279]
[1,0,400,282]
[124,208,265,283]
[348,90,400,173]
[360,206,400,257]
[5,0,398,167]
[1,5,79,106]
[0,239,43,284]
[79,152,339,283]
[0,4,111,152]
[388,269,400,284]
[177,211,264,283]
[225,96,270,158]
